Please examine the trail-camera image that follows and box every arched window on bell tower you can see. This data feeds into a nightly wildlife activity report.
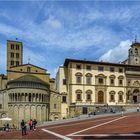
[135,48,138,54]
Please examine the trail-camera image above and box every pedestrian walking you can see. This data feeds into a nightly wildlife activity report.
[20,120,26,136]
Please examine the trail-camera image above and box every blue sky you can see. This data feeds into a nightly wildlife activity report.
[0,1,140,77]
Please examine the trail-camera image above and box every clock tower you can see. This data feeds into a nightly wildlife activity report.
[128,40,140,65]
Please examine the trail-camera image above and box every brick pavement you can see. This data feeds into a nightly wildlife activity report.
[0,111,139,139]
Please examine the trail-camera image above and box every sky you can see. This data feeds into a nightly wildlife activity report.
[0,1,140,77]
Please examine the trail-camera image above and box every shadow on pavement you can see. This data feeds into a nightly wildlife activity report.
[82,134,140,140]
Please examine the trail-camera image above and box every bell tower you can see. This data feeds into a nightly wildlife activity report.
[7,40,23,70]
[128,37,140,65]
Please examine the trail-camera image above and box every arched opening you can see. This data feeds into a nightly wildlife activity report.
[32,93,35,102]
[29,93,31,102]
[133,89,139,103]
[86,90,92,101]
[18,94,21,101]
[36,94,38,102]
[75,73,82,84]
[15,93,17,101]
[1,113,7,118]
[42,94,44,102]
[98,91,104,103]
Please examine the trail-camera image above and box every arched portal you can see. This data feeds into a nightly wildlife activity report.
[98,91,104,103]
[133,89,139,103]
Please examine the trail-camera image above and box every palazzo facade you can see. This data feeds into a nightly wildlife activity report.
[56,41,140,118]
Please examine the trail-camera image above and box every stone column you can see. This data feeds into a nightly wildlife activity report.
[23,94,25,102]
[8,94,10,102]
[11,94,13,102]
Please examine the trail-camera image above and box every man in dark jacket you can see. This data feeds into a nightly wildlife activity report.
[21,120,26,136]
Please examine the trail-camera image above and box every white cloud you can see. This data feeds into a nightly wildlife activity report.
[0,3,135,51]
[0,11,11,20]
[0,2,140,77]
[47,15,62,29]
[0,19,118,51]
[0,23,22,38]
[99,40,131,63]
[23,47,47,68]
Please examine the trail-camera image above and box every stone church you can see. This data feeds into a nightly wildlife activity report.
[0,40,61,128]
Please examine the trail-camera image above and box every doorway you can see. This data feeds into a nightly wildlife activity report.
[98,91,104,103]
[82,107,88,114]
[133,96,137,103]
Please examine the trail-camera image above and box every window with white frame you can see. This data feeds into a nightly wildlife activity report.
[118,91,123,102]
[86,90,92,101]
[109,91,115,102]
[75,73,82,84]
[109,75,115,86]
[76,90,82,101]
[86,73,92,85]
[118,76,124,86]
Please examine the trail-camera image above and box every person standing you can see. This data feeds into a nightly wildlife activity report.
[137,106,140,112]
[28,119,33,130]
[20,120,26,136]
[33,119,37,130]
[6,123,10,131]
[3,124,6,131]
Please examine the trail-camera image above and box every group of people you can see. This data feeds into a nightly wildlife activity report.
[20,119,37,136]
[88,111,96,117]
[3,123,16,131]
[3,123,10,131]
